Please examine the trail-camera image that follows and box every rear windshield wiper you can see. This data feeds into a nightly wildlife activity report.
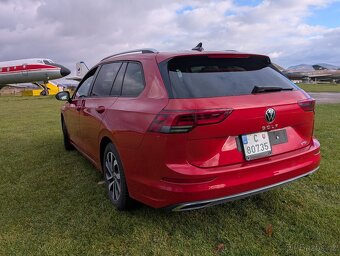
[252,86,293,94]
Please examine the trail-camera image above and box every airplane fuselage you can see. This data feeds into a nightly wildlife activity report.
[284,68,340,81]
[302,70,340,79]
[0,58,70,85]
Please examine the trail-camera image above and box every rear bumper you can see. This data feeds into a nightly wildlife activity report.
[168,167,318,211]
[131,138,321,210]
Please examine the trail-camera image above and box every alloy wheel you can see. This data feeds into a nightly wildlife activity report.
[105,151,121,201]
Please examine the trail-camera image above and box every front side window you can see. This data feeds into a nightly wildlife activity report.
[74,68,97,98]
[91,62,122,97]
[121,62,145,97]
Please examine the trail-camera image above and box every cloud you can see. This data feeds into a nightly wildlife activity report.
[0,0,339,75]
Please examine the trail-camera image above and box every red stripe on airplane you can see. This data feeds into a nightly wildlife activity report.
[0,68,59,75]
[0,64,58,73]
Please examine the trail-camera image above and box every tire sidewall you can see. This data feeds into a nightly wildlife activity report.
[62,119,73,150]
[103,143,129,210]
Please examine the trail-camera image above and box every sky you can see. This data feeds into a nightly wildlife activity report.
[0,0,339,75]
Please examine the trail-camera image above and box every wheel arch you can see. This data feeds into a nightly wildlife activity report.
[60,113,67,131]
[99,136,113,172]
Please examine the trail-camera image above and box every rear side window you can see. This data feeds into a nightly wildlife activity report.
[111,63,127,96]
[165,56,295,98]
[121,62,145,97]
[91,62,121,97]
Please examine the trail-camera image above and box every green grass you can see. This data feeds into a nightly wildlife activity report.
[298,83,340,92]
[0,96,339,255]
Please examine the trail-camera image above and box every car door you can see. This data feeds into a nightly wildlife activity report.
[64,68,97,149]
[78,62,124,162]
[109,62,148,150]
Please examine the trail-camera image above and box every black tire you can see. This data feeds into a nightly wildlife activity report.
[62,119,74,151]
[103,143,132,210]
[40,90,48,96]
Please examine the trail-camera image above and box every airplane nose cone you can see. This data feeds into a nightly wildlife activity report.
[53,63,71,77]
[60,66,71,77]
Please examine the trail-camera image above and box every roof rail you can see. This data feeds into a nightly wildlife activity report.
[101,48,158,61]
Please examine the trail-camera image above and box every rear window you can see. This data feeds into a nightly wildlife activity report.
[165,56,295,98]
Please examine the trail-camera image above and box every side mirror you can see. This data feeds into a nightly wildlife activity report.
[55,91,71,103]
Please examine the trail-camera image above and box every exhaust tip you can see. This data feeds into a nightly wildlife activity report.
[172,202,211,212]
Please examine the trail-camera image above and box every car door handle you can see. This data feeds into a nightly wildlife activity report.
[95,106,105,114]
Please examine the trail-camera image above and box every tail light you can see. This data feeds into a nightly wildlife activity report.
[148,109,233,133]
[298,99,315,112]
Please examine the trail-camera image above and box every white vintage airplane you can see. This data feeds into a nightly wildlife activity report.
[0,58,71,94]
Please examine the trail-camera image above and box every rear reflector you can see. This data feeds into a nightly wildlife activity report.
[148,109,233,133]
[298,99,315,112]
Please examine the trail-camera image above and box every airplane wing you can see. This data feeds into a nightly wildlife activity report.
[307,74,332,78]
[65,76,83,82]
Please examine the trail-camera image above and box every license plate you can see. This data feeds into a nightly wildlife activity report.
[241,132,272,161]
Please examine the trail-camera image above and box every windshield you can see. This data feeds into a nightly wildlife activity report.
[165,56,296,98]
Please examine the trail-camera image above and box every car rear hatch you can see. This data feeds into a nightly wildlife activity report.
[151,54,315,168]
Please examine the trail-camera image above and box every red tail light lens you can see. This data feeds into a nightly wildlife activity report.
[298,99,315,112]
[148,109,233,133]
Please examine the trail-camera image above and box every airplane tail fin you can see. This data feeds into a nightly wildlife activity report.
[312,65,328,70]
[76,61,89,78]
[66,61,89,81]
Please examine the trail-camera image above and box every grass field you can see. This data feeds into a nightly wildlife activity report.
[298,83,340,92]
[0,96,339,255]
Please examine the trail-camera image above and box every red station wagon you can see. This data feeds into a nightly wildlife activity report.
[56,47,321,211]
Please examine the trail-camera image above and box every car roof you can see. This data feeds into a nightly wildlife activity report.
[99,50,269,65]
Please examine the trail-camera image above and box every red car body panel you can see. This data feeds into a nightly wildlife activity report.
[60,51,320,211]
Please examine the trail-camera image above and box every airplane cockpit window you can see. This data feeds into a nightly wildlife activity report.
[43,59,54,64]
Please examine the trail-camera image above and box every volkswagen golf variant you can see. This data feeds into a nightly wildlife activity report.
[56,48,320,211]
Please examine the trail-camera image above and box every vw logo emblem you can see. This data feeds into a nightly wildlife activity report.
[265,108,276,123]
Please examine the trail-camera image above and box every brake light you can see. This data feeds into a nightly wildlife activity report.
[207,54,250,59]
[298,99,315,112]
[148,109,233,133]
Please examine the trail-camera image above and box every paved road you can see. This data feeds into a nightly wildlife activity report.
[308,92,340,104]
